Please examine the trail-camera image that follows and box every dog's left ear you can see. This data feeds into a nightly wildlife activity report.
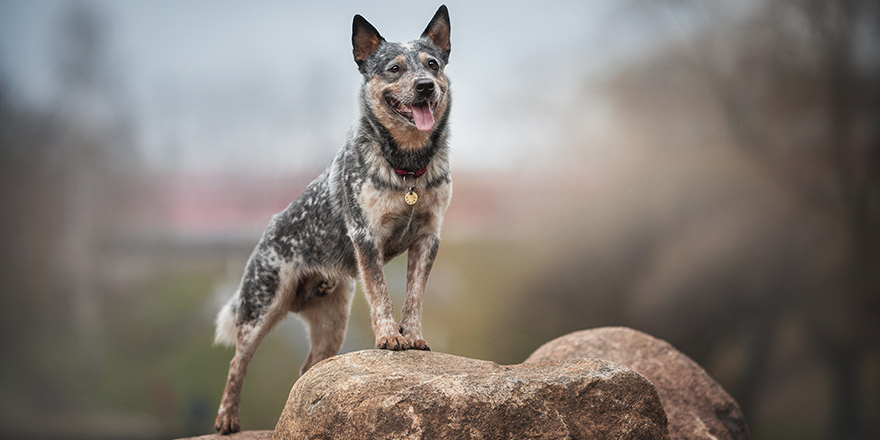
[353,14,385,73]
[421,5,451,63]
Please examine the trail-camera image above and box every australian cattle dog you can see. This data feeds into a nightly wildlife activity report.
[213,5,452,434]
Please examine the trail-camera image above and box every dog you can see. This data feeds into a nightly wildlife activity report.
[213,5,452,434]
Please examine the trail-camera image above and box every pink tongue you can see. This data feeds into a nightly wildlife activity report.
[410,104,434,131]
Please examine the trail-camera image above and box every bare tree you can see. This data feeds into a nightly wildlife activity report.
[621,0,880,437]
[504,1,878,437]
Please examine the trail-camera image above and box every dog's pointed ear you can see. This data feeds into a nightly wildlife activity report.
[421,5,451,63]
[352,14,385,73]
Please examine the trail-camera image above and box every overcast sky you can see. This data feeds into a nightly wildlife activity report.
[0,0,703,173]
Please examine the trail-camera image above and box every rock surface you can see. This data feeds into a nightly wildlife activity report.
[525,327,750,440]
[275,349,668,439]
[175,430,272,440]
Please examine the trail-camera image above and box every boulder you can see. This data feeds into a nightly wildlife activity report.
[275,349,668,439]
[525,327,749,440]
[175,430,272,440]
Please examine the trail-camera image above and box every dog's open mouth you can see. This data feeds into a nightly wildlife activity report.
[385,95,437,132]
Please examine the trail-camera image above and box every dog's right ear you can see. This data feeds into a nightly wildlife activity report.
[352,14,385,73]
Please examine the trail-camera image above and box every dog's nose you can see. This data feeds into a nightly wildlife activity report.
[415,79,435,97]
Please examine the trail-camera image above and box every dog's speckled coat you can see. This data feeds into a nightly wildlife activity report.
[213,6,453,435]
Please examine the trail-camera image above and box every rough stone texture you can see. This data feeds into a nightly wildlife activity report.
[525,327,750,440]
[175,430,273,440]
[275,349,668,439]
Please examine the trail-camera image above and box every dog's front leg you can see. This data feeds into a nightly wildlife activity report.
[352,235,409,350]
[400,234,440,350]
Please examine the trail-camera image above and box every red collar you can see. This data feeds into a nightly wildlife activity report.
[393,165,428,178]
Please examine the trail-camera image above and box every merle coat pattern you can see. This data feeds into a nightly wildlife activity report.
[213,6,452,435]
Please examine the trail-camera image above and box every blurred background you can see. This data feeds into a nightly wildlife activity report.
[1,0,878,439]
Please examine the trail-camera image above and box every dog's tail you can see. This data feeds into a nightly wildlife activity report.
[214,296,238,347]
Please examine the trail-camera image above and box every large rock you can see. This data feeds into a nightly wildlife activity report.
[275,349,668,439]
[176,431,272,440]
[525,327,750,440]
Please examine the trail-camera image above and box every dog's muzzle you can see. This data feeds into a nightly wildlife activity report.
[385,94,437,132]
[415,79,435,99]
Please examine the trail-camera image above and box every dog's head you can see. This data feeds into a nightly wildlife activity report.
[353,6,451,150]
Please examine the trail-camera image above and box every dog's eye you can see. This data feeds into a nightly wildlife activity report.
[427,60,439,70]
[388,65,400,73]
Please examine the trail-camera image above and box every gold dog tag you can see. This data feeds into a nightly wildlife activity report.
[404,190,419,205]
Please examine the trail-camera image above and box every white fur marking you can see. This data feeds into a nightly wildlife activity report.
[214,299,237,346]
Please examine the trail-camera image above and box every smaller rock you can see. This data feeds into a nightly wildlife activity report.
[525,327,750,440]
[174,430,272,440]
[275,350,668,439]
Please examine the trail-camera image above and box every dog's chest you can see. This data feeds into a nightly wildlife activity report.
[357,181,450,260]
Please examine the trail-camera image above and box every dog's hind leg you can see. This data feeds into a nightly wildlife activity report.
[297,277,355,375]
[215,253,293,435]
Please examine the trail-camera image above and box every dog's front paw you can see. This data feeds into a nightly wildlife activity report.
[376,335,409,351]
[407,338,431,351]
[215,413,241,435]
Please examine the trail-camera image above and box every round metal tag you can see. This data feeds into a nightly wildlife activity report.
[404,191,419,205]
